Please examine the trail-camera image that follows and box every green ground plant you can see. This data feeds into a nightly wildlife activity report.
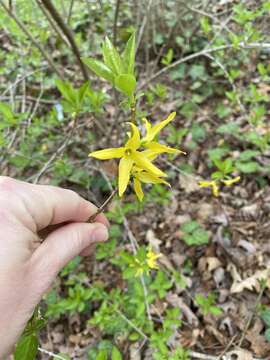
[1,1,270,359]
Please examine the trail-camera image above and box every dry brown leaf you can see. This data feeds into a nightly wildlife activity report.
[146,229,162,253]
[246,319,270,357]
[198,256,222,273]
[166,293,199,326]
[179,173,200,193]
[129,343,141,360]
[225,349,253,360]
[230,267,270,293]
[206,324,226,345]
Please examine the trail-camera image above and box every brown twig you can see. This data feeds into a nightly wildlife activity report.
[113,0,121,45]
[37,0,70,47]
[88,188,118,222]
[38,0,89,82]
[33,116,78,184]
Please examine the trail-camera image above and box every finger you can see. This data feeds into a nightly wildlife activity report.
[0,177,109,230]
[38,213,109,240]
[80,243,96,257]
[30,222,108,294]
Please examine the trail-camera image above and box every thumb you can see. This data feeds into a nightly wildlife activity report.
[30,222,108,295]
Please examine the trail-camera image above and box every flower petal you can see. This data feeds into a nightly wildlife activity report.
[212,182,219,197]
[134,178,144,201]
[125,123,141,150]
[89,147,125,159]
[137,171,171,186]
[131,151,167,177]
[118,157,134,196]
[142,117,152,140]
[145,112,176,142]
[222,176,240,186]
[198,180,212,188]
[141,149,159,161]
[146,141,185,154]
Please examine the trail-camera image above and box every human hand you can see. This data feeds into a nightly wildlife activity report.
[0,177,109,358]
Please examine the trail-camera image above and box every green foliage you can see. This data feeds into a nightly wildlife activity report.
[181,221,209,246]
[14,310,45,360]
[195,293,222,316]
[56,80,106,115]
[261,309,270,342]
[3,1,270,358]
[161,48,174,66]
[83,33,136,98]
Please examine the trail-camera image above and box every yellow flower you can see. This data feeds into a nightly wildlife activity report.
[89,123,166,196]
[133,169,170,201]
[222,176,241,187]
[199,180,219,197]
[142,112,185,155]
[146,248,162,270]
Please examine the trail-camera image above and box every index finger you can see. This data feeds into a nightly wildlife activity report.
[0,177,109,231]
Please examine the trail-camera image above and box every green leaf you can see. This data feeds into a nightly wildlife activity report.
[102,37,124,74]
[191,228,209,245]
[216,123,239,134]
[181,221,199,234]
[238,150,259,161]
[77,82,90,104]
[54,354,71,360]
[115,74,136,97]
[122,32,136,74]
[14,335,38,360]
[261,310,270,327]
[112,346,122,360]
[265,328,270,342]
[210,306,223,316]
[55,80,75,104]
[96,349,108,360]
[0,102,14,120]
[236,161,259,173]
[82,58,114,84]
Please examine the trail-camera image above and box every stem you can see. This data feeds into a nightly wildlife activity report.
[113,0,121,45]
[39,0,89,82]
[130,96,136,124]
[88,188,118,222]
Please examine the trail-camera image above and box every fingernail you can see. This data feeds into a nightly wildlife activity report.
[91,224,109,242]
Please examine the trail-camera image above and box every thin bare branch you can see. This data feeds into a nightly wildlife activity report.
[113,0,121,45]
[0,0,63,79]
[38,0,89,82]
[139,42,270,89]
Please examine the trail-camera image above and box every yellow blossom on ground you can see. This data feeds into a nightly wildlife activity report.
[146,248,162,270]
[199,180,219,197]
[222,176,241,186]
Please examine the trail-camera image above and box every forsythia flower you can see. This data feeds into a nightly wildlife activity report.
[199,176,240,196]
[132,150,171,201]
[221,176,241,186]
[142,112,186,155]
[89,112,184,199]
[199,180,219,197]
[89,122,166,196]
[146,248,162,270]
[132,248,162,277]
